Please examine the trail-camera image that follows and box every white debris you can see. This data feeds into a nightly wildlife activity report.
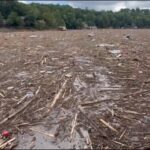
[110,49,122,58]
[16,71,30,79]
[88,33,95,37]
[96,43,115,47]
[7,86,14,90]
[73,77,87,91]
[110,49,121,54]
[65,73,72,78]
[91,39,95,42]
[85,73,94,78]
[29,35,37,38]
[26,91,34,98]
[118,63,122,66]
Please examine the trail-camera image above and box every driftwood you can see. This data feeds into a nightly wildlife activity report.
[116,107,141,116]
[99,119,118,133]
[123,89,150,98]
[0,98,36,125]
[48,79,68,110]
[80,89,150,108]
[80,128,93,150]
[0,93,4,98]
[0,137,16,149]
[112,140,127,147]
[50,80,67,108]
[116,77,136,80]
[17,94,28,105]
[86,133,93,150]
[80,99,115,107]
[107,108,115,117]
[30,128,54,138]
[35,86,41,95]
[17,122,43,127]
[34,107,45,113]
[119,129,126,140]
[0,85,41,125]
[123,110,140,115]
[98,87,123,91]
[70,113,78,140]
[78,105,107,138]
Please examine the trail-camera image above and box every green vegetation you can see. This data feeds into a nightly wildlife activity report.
[0,0,150,29]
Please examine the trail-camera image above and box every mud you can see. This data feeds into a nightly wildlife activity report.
[0,29,150,149]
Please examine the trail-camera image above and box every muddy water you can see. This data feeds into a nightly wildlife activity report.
[73,56,112,100]
[16,108,89,149]
[17,131,57,149]
[17,126,87,149]
[72,56,120,115]
[16,54,121,149]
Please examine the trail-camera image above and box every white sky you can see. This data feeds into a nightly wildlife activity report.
[19,1,150,11]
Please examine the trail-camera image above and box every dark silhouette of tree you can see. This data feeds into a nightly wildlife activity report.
[0,0,150,29]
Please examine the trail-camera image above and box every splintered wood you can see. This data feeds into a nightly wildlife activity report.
[47,79,68,111]
[30,128,55,138]
[78,105,107,138]
[99,119,118,133]
[119,129,126,140]
[70,113,78,140]
[80,128,93,150]
[0,98,36,125]
[0,30,149,149]
[0,138,16,149]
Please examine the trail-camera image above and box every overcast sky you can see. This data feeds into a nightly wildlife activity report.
[20,1,150,12]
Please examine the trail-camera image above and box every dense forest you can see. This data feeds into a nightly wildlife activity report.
[0,0,150,29]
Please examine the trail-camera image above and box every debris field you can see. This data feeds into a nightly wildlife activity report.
[0,29,150,149]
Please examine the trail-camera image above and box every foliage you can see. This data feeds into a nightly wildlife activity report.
[0,12,3,26]
[0,0,150,29]
[6,11,23,26]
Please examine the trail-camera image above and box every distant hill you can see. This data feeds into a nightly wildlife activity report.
[0,0,150,29]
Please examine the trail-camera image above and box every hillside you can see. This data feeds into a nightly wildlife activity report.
[0,0,150,29]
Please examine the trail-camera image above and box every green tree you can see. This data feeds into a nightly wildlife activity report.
[0,0,18,18]
[63,12,76,29]
[24,5,39,27]
[0,12,4,26]
[75,19,85,29]
[41,12,57,28]
[0,0,150,29]
[6,11,23,26]
[35,20,46,29]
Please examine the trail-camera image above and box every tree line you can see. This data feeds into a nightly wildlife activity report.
[0,0,150,29]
